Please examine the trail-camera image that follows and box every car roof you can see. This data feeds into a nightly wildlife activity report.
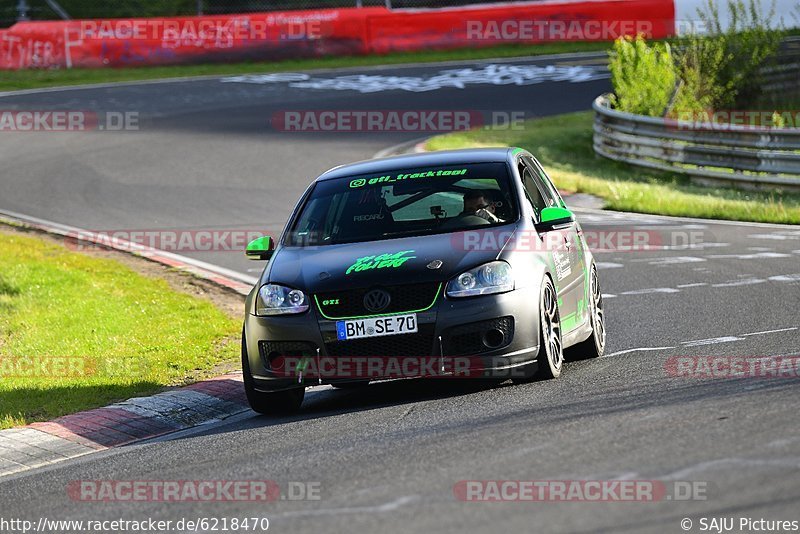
[316,148,520,182]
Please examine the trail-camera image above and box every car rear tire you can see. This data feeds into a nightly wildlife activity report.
[242,328,305,415]
[568,264,606,359]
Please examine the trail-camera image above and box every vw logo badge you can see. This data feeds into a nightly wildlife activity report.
[364,289,391,313]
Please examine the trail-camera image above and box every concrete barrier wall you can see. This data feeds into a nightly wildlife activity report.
[0,0,675,70]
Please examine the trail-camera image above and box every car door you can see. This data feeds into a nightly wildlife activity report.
[521,157,585,333]
[516,159,573,320]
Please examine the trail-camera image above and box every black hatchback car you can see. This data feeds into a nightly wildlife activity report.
[242,148,605,413]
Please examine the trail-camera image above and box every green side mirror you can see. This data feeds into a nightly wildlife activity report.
[246,235,274,261]
[538,206,575,227]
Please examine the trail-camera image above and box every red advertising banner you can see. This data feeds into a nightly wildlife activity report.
[0,1,674,70]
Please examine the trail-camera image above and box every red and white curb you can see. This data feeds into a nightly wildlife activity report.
[0,373,249,477]
[0,210,259,477]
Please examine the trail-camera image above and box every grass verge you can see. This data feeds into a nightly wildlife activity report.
[426,111,800,224]
[0,41,610,92]
[0,226,242,429]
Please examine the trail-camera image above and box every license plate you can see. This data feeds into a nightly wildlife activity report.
[336,313,418,340]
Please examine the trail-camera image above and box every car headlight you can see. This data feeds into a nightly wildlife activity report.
[446,261,514,298]
[255,284,309,316]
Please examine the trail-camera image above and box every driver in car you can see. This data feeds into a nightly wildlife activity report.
[461,190,503,224]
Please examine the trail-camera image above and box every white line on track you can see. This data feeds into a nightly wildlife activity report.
[660,457,800,480]
[3,51,611,99]
[595,262,624,269]
[604,347,675,357]
[711,278,766,287]
[270,495,419,518]
[708,252,792,260]
[769,274,800,282]
[748,233,800,240]
[631,256,706,265]
[741,327,799,337]
[571,206,800,230]
[659,242,730,250]
[682,326,799,347]
[682,336,745,347]
[620,287,681,295]
[606,326,798,357]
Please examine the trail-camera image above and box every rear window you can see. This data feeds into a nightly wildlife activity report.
[286,162,518,246]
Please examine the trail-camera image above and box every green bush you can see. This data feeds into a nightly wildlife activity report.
[675,0,783,111]
[610,0,784,117]
[608,35,676,116]
[671,35,730,114]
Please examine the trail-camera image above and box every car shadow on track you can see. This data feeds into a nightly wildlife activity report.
[176,355,798,442]
[305,378,513,413]
[188,377,518,438]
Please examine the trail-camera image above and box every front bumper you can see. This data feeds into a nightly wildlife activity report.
[243,286,541,392]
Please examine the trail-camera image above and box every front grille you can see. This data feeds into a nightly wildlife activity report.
[325,324,437,358]
[316,282,441,319]
[258,341,318,369]
[443,316,514,356]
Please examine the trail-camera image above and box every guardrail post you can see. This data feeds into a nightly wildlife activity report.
[16,0,30,21]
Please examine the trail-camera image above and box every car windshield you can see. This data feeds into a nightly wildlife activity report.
[285,162,518,246]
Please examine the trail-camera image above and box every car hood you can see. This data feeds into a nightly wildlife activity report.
[263,224,517,293]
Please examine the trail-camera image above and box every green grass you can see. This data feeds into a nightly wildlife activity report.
[0,230,241,429]
[0,41,610,92]
[426,111,800,224]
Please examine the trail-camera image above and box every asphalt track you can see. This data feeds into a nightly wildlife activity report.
[1,53,799,533]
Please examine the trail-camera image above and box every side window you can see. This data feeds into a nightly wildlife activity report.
[525,157,561,208]
[518,163,547,219]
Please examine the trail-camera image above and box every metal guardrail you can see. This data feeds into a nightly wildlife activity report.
[593,95,800,191]
[762,37,800,96]
[593,37,800,191]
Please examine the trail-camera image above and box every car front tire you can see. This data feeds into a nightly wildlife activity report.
[534,276,563,379]
[241,328,305,415]
[513,275,563,383]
